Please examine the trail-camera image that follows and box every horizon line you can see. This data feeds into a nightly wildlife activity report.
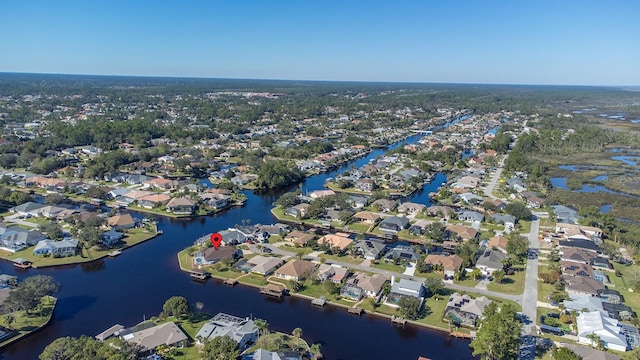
[0,71,636,89]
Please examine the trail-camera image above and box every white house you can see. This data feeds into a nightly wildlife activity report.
[33,239,79,257]
[576,310,628,352]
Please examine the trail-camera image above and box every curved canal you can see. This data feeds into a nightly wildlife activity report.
[0,126,476,360]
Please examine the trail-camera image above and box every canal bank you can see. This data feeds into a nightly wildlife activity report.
[0,115,477,360]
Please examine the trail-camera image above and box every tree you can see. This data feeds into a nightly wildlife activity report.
[586,332,605,350]
[470,303,521,360]
[470,268,482,280]
[398,296,426,320]
[292,327,303,349]
[310,343,323,360]
[506,234,529,261]
[162,296,190,318]
[323,280,339,295]
[38,221,64,240]
[201,336,240,360]
[504,202,532,221]
[492,269,505,284]
[6,275,59,314]
[255,318,270,336]
[551,347,581,360]
[424,222,447,242]
[424,277,444,297]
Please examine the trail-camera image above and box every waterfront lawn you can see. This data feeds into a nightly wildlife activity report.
[486,266,525,295]
[238,273,268,287]
[0,226,157,268]
[247,332,310,354]
[344,222,370,233]
[318,253,363,265]
[270,207,299,223]
[371,261,406,273]
[0,296,57,348]
[609,263,640,315]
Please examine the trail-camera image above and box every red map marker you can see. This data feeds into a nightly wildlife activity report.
[210,233,222,250]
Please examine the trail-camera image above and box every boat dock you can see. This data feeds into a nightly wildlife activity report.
[188,270,210,281]
[107,250,122,258]
[311,296,326,306]
[348,306,364,315]
[391,316,407,325]
[12,258,32,269]
[223,279,238,286]
[260,283,285,298]
[449,331,472,339]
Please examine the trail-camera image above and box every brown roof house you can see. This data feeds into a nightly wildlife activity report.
[166,197,196,215]
[424,254,464,279]
[274,260,317,281]
[340,272,388,300]
[317,233,353,252]
[488,236,509,254]
[193,246,241,267]
[353,211,381,224]
[563,275,605,297]
[107,213,136,231]
[120,322,188,354]
[283,230,315,246]
[137,193,171,209]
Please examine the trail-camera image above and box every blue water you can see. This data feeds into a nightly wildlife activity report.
[600,204,612,213]
[549,177,615,194]
[612,156,639,167]
[558,165,578,171]
[592,175,608,182]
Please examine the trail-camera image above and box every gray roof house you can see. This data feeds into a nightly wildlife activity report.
[195,313,258,351]
[384,245,419,262]
[385,277,426,307]
[445,293,492,327]
[10,201,44,216]
[354,239,386,260]
[458,210,484,223]
[475,249,507,276]
[33,238,79,257]
[491,213,517,226]
[121,321,188,354]
[378,216,409,233]
[0,227,47,252]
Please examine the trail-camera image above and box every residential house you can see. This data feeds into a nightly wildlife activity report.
[9,201,44,216]
[220,229,251,245]
[33,239,79,257]
[340,272,388,300]
[317,233,353,252]
[488,236,509,254]
[166,197,196,215]
[137,193,171,209]
[144,177,176,190]
[490,214,517,229]
[427,205,456,219]
[0,227,47,252]
[195,313,258,351]
[353,211,380,224]
[201,192,230,209]
[458,210,484,223]
[283,230,315,246]
[308,189,335,199]
[506,177,526,192]
[193,246,240,266]
[563,344,621,360]
[446,224,478,241]
[397,202,426,215]
[444,292,492,327]
[553,205,579,224]
[121,322,188,354]
[354,239,386,260]
[561,261,594,278]
[378,216,409,234]
[385,277,426,307]
[564,295,604,313]
[284,203,310,218]
[355,179,374,192]
[237,255,284,276]
[424,254,464,279]
[475,249,507,276]
[274,260,316,281]
[347,195,369,209]
[101,229,123,246]
[384,245,419,262]
[556,223,603,241]
[559,239,601,253]
[107,213,136,231]
[371,199,397,212]
[316,264,350,284]
[458,192,484,204]
[564,276,606,297]
[602,302,635,321]
[577,310,628,352]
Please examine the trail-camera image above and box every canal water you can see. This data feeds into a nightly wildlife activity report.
[0,119,475,360]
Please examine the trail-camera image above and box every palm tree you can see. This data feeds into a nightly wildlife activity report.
[255,318,270,337]
[292,327,303,350]
[195,301,204,315]
[586,332,604,350]
[470,268,482,280]
[310,343,323,359]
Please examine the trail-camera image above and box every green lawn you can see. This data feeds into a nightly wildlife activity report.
[270,207,299,222]
[518,220,532,234]
[0,296,57,348]
[454,277,481,288]
[537,281,557,302]
[238,273,268,287]
[280,245,313,255]
[344,222,370,233]
[318,253,363,265]
[609,263,640,316]
[486,266,526,295]
[0,226,158,268]
[371,261,406,273]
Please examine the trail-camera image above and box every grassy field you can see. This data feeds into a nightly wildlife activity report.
[609,263,640,315]
[0,226,158,268]
[270,207,300,223]
[344,222,370,233]
[318,253,363,265]
[0,296,57,349]
[486,266,526,295]
[371,261,406,273]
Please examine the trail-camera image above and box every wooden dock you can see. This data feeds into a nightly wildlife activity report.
[223,279,238,286]
[260,283,284,298]
[449,331,472,339]
[348,306,364,315]
[391,316,407,325]
[107,250,122,258]
[311,296,326,306]
[12,258,32,269]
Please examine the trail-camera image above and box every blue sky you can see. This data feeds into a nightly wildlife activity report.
[1,1,638,85]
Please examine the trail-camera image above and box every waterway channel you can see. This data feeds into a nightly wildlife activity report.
[0,118,476,360]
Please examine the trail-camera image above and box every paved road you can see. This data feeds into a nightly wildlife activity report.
[248,243,522,304]
[521,217,540,336]
[484,161,504,200]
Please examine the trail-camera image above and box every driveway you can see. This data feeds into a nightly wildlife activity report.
[521,217,540,336]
